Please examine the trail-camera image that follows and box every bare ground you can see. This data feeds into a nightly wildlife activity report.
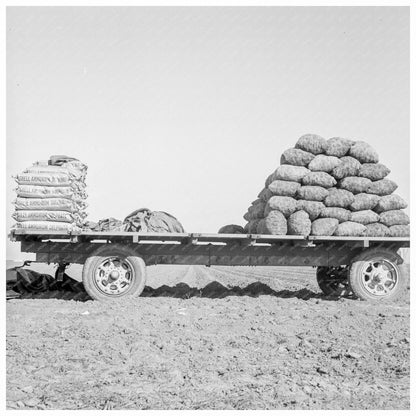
[6,265,410,410]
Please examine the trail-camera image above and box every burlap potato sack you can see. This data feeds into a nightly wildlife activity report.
[331,156,361,180]
[297,186,329,202]
[257,211,287,235]
[310,218,339,236]
[218,224,245,234]
[280,148,315,167]
[348,141,379,163]
[389,225,410,237]
[358,163,390,181]
[265,172,276,187]
[379,210,410,227]
[268,180,301,197]
[308,155,341,173]
[324,188,354,208]
[367,179,398,196]
[350,210,380,225]
[338,177,371,194]
[244,200,266,220]
[374,194,408,213]
[296,200,325,221]
[334,221,366,237]
[295,134,328,155]
[325,137,355,157]
[265,196,297,217]
[320,207,351,223]
[246,219,261,233]
[349,193,380,211]
[364,223,390,237]
[287,210,311,236]
[274,165,310,183]
[302,171,337,188]
[258,187,273,202]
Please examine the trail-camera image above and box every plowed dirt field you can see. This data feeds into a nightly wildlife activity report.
[6,264,410,410]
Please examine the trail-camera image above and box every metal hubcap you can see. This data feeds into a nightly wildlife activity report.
[361,259,398,297]
[94,257,134,296]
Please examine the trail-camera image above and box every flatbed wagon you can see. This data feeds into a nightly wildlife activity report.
[9,230,410,302]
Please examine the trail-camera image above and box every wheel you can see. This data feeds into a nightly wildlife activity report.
[82,244,147,301]
[316,266,354,298]
[348,248,408,301]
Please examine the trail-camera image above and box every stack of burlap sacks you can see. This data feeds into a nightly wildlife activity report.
[12,156,88,233]
[243,135,409,237]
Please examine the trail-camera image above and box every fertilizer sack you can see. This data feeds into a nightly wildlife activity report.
[13,221,78,232]
[14,197,86,212]
[12,210,76,224]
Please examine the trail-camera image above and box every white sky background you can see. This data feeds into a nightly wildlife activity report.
[6,6,409,260]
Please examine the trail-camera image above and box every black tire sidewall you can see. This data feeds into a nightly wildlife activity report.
[82,245,146,301]
[349,249,407,302]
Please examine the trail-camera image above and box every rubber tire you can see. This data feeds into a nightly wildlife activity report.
[349,248,408,302]
[82,244,146,301]
[316,266,354,298]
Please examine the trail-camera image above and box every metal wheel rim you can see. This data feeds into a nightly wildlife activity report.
[93,256,134,297]
[359,257,398,297]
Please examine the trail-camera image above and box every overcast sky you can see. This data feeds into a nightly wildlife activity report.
[6,6,409,260]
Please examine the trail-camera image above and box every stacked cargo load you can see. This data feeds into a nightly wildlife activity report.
[242,134,409,237]
[12,155,88,233]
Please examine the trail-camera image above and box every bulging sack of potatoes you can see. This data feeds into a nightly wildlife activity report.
[218,224,245,234]
[268,180,301,197]
[374,194,408,213]
[302,171,336,188]
[325,137,355,157]
[287,210,311,236]
[379,210,410,227]
[389,225,410,237]
[358,163,390,181]
[364,223,390,237]
[295,134,328,155]
[265,196,297,217]
[274,165,310,183]
[246,219,261,233]
[338,176,371,194]
[280,148,315,167]
[320,207,351,223]
[367,179,398,196]
[258,187,274,202]
[348,141,379,163]
[296,200,325,221]
[257,211,287,235]
[244,200,266,220]
[331,156,361,180]
[334,221,366,237]
[311,218,339,236]
[349,193,380,211]
[265,172,276,187]
[324,188,354,208]
[308,155,341,172]
[297,185,329,202]
[350,210,380,225]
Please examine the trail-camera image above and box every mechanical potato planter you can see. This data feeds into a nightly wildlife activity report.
[9,230,410,302]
